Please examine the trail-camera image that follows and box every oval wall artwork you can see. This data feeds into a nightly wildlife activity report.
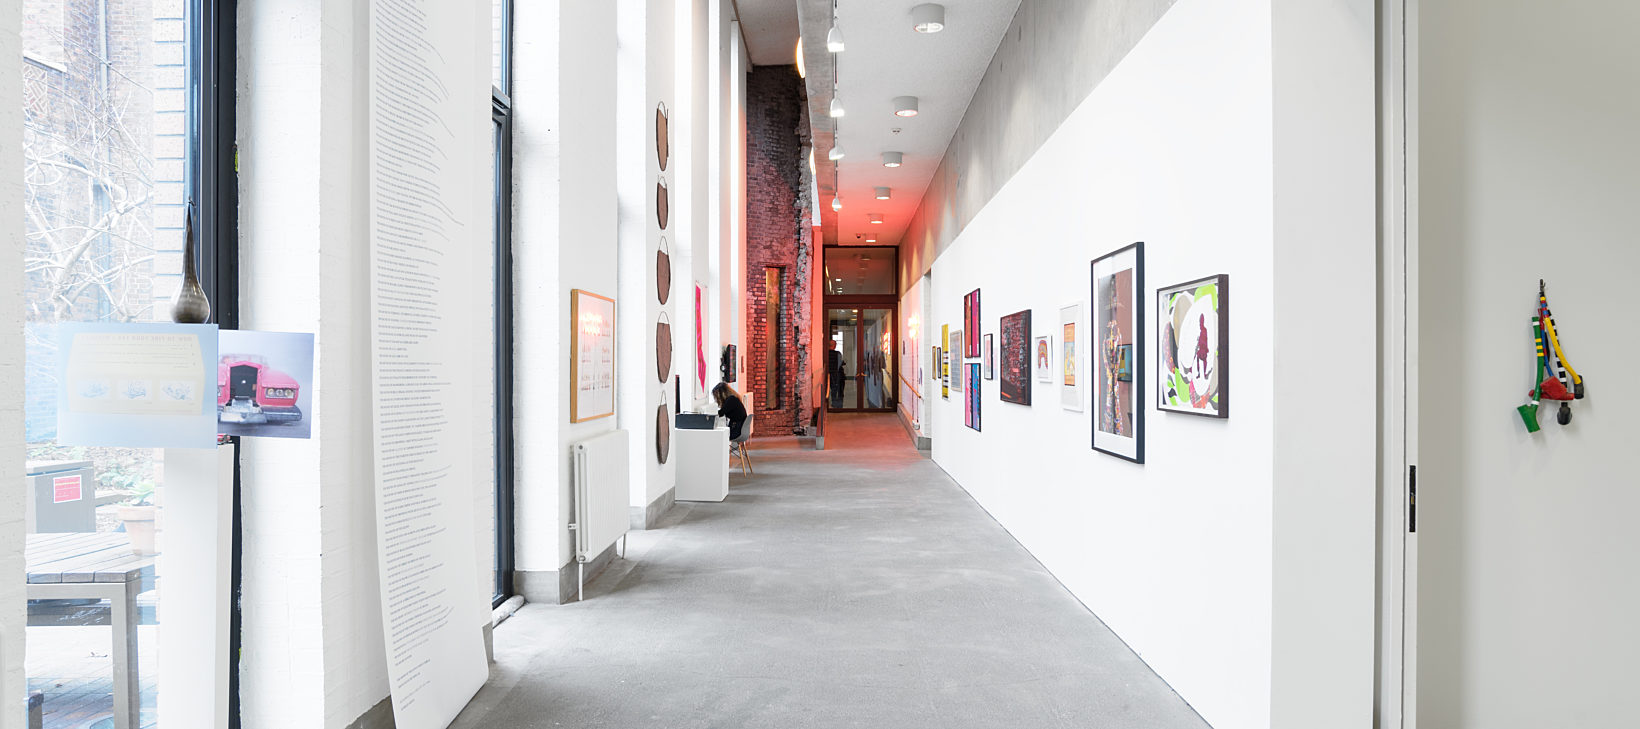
[655,312,673,383]
[657,236,672,305]
[656,177,669,230]
[655,102,670,172]
[655,400,671,464]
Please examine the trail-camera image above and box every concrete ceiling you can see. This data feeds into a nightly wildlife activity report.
[733,0,802,65]
[792,0,1022,247]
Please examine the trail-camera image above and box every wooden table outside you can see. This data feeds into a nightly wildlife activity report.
[27,532,155,729]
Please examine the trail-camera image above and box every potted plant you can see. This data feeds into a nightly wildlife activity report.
[117,481,158,556]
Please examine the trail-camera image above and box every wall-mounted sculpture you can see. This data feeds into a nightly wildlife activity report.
[656,311,673,384]
[657,236,672,305]
[656,102,670,172]
[656,177,670,230]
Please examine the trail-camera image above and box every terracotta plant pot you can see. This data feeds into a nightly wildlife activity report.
[118,505,158,556]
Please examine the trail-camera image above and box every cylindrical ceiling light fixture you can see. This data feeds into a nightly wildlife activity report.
[893,96,919,117]
[829,97,845,118]
[868,213,884,224]
[882,151,903,168]
[911,3,946,33]
[874,187,891,200]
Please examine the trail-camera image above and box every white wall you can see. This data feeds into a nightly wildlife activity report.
[616,0,679,518]
[237,0,492,724]
[0,4,25,725]
[924,2,1378,727]
[1417,1,1640,726]
[928,5,1275,725]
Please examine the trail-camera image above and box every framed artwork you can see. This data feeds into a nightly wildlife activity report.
[1158,274,1229,418]
[1060,304,1083,411]
[963,289,982,358]
[1034,335,1053,383]
[950,329,964,393]
[694,282,707,397]
[1091,242,1145,463]
[966,363,982,431]
[999,309,1032,405]
[571,289,617,422]
[721,343,738,383]
[983,334,995,380]
[940,324,950,400]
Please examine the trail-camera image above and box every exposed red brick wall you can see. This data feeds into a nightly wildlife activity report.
[745,65,813,435]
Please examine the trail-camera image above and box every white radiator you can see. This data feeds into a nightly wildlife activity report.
[573,429,630,594]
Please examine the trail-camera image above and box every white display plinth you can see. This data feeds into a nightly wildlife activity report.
[675,427,729,502]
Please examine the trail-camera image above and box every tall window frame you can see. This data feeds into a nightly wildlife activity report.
[492,0,516,607]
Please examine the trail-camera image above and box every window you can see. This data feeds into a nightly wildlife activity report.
[763,267,784,409]
[491,0,515,607]
[20,0,235,724]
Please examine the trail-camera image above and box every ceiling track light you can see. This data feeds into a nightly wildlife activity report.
[829,97,845,118]
[882,151,903,168]
[911,3,946,34]
[829,141,845,161]
[893,96,919,117]
[874,187,891,200]
[832,195,843,212]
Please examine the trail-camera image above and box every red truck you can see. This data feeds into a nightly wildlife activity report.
[217,354,303,425]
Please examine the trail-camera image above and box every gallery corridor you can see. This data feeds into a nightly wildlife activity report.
[451,414,1209,728]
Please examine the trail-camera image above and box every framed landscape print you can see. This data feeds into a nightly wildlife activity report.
[983,334,995,380]
[1059,304,1083,412]
[966,363,982,431]
[1158,274,1229,418]
[1034,335,1053,383]
[964,289,981,358]
[999,309,1032,405]
[1091,242,1144,463]
[951,329,964,393]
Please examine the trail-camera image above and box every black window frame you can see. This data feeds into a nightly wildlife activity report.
[492,0,516,608]
[188,0,241,722]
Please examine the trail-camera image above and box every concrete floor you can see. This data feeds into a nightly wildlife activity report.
[452,413,1210,728]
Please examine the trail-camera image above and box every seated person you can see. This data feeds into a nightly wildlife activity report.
[712,382,747,441]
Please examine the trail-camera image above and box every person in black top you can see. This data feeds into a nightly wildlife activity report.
[827,339,846,407]
[712,382,748,441]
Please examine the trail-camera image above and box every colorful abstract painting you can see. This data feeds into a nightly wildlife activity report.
[999,310,1032,405]
[941,325,950,399]
[966,363,982,431]
[963,289,982,359]
[951,328,964,393]
[1158,274,1229,418]
[1059,304,1082,412]
[1091,243,1144,463]
[983,334,995,380]
[1034,335,1053,383]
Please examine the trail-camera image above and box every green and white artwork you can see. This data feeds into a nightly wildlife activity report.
[1157,274,1228,418]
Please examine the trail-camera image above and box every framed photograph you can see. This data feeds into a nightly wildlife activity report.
[999,310,1032,405]
[218,330,315,440]
[571,289,617,422]
[1059,304,1083,412]
[1158,274,1229,418]
[950,329,964,393]
[983,334,995,380]
[1091,243,1144,462]
[963,289,981,358]
[1034,335,1053,383]
[966,363,982,431]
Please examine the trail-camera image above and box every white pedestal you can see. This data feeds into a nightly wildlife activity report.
[675,427,729,502]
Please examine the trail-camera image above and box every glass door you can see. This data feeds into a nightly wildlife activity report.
[826,308,896,411]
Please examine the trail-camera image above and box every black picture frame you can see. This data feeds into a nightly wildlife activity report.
[1091,242,1145,463]
[1156,274,1229,418]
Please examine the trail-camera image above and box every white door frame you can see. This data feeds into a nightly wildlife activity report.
[1377,0,1418,725]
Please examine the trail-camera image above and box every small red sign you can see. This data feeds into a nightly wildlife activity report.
[53,475,82,504]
